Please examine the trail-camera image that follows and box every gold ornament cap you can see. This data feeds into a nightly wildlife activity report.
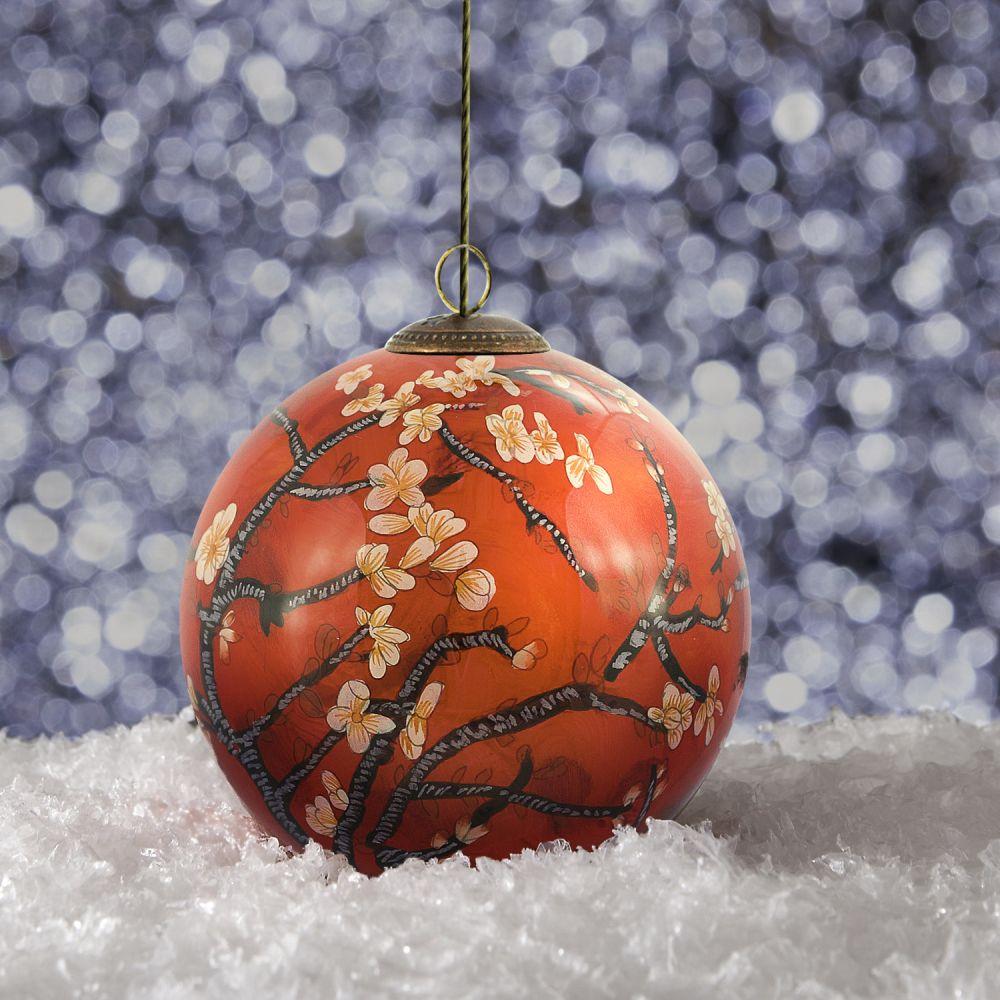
[386,312,550,355]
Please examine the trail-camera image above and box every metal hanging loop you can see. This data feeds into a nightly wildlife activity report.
[434,242,492,315]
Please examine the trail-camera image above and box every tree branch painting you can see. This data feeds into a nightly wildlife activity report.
[182,353,748,873]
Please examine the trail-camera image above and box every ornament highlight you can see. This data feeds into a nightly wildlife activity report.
[180,346,750,875]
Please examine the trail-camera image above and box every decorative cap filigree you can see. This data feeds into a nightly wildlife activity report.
[385,313,550,356]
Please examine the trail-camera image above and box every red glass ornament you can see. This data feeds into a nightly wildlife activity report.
[180,347,750,875]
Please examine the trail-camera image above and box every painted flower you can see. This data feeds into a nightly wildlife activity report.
[529,412,563,465]
[521,367,572,389]
[703,480,736,558]
[409,503,466,548]
[399,681,444,760]
[622,763,667,809]
[455,815,489,844]
[326,679,395,754]
[454,568,496,611]
[356,541,428,598]
[356,604,410,679]
[512,639,547,671]
[399,403,445,445]
[647,683,695,749]
[429,539,478,574]
[615,390,650,422]
[565,434,613,494]
[415,369,438,387]
[456,355,519,395]
[432,816,490,846]
[377,382,420,426]
[195,502,237,584]
[693,665,724,746]
[485,404,535,463]
[342,382,385,416]
[335,364,373,394]
[433,369,477,398]
[217,609,239,663]
[305,771,349,836]
[365,448,427,512]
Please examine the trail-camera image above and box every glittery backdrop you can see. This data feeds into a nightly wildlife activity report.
[1,0,997,738]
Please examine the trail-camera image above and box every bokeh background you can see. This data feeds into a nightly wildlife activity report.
[1,0,998,739]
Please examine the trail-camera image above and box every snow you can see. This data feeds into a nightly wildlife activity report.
[2,711,999,999]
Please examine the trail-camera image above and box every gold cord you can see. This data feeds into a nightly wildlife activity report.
[459,0,471,315]
[432,0,491,319]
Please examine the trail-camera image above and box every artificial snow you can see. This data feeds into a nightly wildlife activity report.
[2,712,998,999]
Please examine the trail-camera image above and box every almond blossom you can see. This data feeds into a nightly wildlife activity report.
[377,382,420,426]
[456,355,519,395]
[399,681,443,760]
[365,448,427,512]
[356,604,410,679]
[335,364,373,394]
[614,390,650,422]
[647,683,695,749]
[454,568,496,611]
[485,404,535,463]
[217,609,239,663]
[529,411,564,465]
[455,816,489,843]
[512,639,547,670]
[195,502,237,584]
[565,434,613,494]
[342,382,385,416]
[520,367,572,389]
[356,541,429,599]
[399,403,445,445]
[693,665,724,746]
[429,538,478,574]
[703,479,736,558]
[326,679,394,754]
[430,369,477,398]
[305,771,349,836]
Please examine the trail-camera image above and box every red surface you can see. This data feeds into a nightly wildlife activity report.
[180,350,750,875]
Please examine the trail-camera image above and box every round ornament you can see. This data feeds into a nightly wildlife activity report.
[180,314,750,875]
[180,0,749,875]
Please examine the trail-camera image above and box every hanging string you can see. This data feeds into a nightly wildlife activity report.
[432,0,491,319]
[459,0,472,316]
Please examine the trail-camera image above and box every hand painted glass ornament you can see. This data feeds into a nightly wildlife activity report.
[179,3,750,876]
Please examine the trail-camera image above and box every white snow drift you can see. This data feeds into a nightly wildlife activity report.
[1,711,998,999]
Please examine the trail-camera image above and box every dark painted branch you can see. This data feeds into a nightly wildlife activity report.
[369,682,658,847]
[270,407,306,462]
[217,412,381,590]
[277,731,346,802]
[259,567,364,635]
[651,630,707,701]
[437,420,597,591]
[659,595,731,635]
[375,840,463,868]
[206,577,271,624]
[494,368,592,414]
[376,751,535,869]
[499,366,627,407]
[634,763,660,829]
[397,628,515,702]
[236,627,368,745]
[289,479,371,500]
[605,442,679,681]
[331,629,516,865]
[414,781,628,819]
[197,623,235,747]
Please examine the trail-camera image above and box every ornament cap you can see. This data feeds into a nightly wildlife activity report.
[385,312,551,356]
